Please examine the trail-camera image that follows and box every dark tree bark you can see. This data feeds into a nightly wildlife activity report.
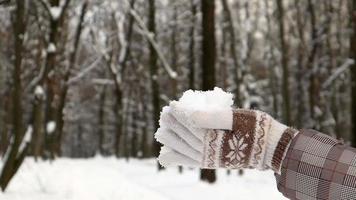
[264,0,279,117]
[221,0,242,107]
[351,0,356,147]
[148,0,162,170]
[52,1,88,157]
[171,5,178,98]
[294,0,307,129]
[31,0,71,160]
[0,90,10,156]
[0,0,27,191]
[188,0,197,90]
[276,0,291,126]
[109,0,135,157]
[307,0,319,125]
[98,86,107,155]
[200,0,216,183]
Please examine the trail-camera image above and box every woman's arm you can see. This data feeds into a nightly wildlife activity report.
[275,129,356,200]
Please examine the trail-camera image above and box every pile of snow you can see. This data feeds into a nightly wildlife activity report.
[0,158,286,200]
[172,87,234,130]
[50,7,62,20]
[46,121,56,134]
[34,86,44,97]
[47,43,57,53]
[177,87,234,112]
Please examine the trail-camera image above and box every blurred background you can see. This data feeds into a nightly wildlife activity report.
[0,0,355,199]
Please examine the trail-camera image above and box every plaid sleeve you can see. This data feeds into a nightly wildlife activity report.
[275,129,356,200]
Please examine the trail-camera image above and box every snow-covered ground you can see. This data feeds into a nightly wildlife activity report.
[0,157,286,200]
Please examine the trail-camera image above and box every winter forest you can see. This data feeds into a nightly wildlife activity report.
[0,0,355,199]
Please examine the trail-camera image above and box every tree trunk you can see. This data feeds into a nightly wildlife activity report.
[294,0,307,129]
[307,0,319,127]
[188,0,197,90]
[200,0,216,183]
[221,0,242,107]
[0,92,10,156]
[0,0,27,191]
[98,86,106,155]
[30,0,71,159]
[276,0,291,125]
[110,0,136,157]
[148,0,162,169]
[264,0,279,117]
[351,0,356,147]
[52,1,87,157]
[31,90,45,160]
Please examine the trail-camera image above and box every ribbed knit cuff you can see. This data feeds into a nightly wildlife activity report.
[263,119,298,174]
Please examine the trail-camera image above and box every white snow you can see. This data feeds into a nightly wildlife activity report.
[47,43,56,53]
[46,121,56,134]
[34,85,44,96]
[178,87,234,111]
[173,87,234,130]
[18,126,33,153]
[0,158,286,200]
[50,6,62,20]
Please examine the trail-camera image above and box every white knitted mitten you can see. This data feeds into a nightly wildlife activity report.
[156,104,299,174]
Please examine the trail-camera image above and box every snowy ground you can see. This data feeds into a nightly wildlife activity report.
[0,157,286,200]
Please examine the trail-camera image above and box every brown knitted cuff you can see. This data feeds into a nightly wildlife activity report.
[271,128,298,171]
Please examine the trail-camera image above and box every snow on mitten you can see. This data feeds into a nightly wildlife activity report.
[170,103,299,174]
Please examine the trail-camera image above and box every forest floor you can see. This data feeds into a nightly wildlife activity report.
[0,157,286,200]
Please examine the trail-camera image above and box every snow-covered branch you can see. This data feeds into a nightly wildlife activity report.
[91,78,115,85]
[322,58,354,89]
[127,3,177,79]
[67,55,103,84]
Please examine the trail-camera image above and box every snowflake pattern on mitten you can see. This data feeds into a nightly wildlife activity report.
[202,110,298,173]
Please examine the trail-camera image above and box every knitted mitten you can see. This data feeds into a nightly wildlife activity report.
[156,105,299,174]
[199,109,298,173]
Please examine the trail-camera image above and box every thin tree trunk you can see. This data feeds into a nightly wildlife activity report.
[307,0,319,125]
[188,0,196,90]
[294,0,307,128]
[221,0,242,107]
[350,0,356,147]
[0,0,27,191]
[276,0,291,125]
[98,86,107,155]
[52,1,88,157]
[31,89,45,160]
[0,91,10,156]
[110,0,136,157]
[264,0,279,117]
[200,0,216,183]
[148,0,162,169]
[171,5,178,98]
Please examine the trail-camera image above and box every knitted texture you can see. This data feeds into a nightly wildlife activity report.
[155,105,299,174]
[200,109,299,173]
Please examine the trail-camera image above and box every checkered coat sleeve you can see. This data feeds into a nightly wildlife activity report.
[275,129,356,200]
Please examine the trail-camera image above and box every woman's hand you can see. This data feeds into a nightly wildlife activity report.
[155,90,298,174]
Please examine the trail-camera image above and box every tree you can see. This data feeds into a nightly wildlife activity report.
[276,0,291,125]
[188,0,197,90]
[0,0,28,191]
[221,0,242,107]
[200,0,216,183]
[351,0,356,147]
[31,0,71,159]
[52,1,88,156]
[148,0,162,169]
